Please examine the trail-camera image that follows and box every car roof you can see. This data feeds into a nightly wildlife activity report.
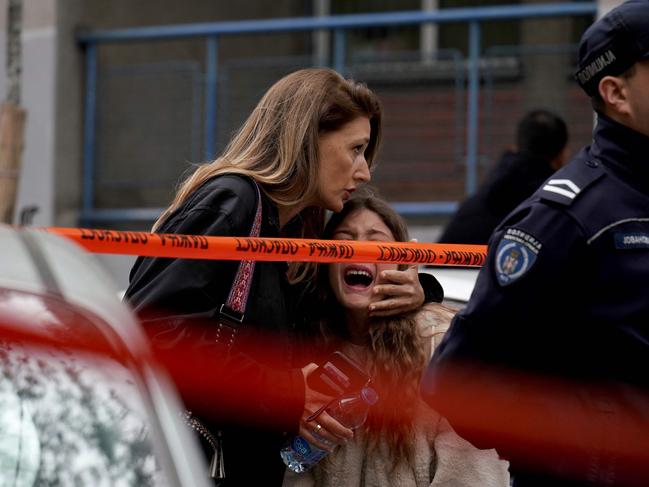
[0,225,149,353]
[422,266,479,304]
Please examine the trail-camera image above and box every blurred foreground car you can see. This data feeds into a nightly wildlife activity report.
[0,225,211,487]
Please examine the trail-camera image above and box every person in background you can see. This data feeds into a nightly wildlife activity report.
[422,2,649,486]
[285,191,510,487]
[124,68,427,486]
[438,109,568,245]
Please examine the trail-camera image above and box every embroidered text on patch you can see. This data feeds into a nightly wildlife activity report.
[495,228,542,286]
[576,49,617,84]
[615,233,649,249]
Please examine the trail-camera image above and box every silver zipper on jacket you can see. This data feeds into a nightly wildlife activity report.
[182,410,225,479]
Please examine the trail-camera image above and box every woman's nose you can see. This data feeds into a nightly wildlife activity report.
[355,159,371,183]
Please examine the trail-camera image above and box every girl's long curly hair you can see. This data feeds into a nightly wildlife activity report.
[314,189,453,469]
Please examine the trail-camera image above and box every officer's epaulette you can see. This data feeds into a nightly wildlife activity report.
[539,158,605,207]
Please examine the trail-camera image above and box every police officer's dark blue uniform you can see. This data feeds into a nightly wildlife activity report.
[421,2,649,485]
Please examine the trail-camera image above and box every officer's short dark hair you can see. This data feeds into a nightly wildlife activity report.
[516,110,568,162]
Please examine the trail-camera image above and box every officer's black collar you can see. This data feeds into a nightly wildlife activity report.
[590,113,649,191]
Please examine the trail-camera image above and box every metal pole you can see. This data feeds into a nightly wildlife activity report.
[332,29,346,74]
[204,36,218,160]
[465,21,481,196]
[82,43,98,215]
[420,0,438,62]
[313,0,331,66]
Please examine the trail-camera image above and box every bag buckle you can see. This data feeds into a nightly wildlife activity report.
[217,304,244,349]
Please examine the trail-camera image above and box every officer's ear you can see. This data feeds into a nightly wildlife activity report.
[598,75,631,118]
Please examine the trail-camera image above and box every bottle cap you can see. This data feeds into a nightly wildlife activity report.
[361,386,378,405]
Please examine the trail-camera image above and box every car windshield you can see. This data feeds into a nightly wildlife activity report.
[0,289,168,487]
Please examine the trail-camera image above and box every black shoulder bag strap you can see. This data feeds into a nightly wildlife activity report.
[185,179,263,483]
[215,179,263,350]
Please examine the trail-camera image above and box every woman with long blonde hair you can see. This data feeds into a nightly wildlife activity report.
[124,68,426,486]
[284,191,510,487]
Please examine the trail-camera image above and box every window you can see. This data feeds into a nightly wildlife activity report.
[0,289,168,486]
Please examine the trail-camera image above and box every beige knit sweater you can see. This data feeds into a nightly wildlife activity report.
[283,304,510,487]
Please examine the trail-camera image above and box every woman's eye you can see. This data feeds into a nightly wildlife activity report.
[353,145,363,154]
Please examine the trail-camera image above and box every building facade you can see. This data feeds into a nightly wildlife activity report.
[0,0,617,286]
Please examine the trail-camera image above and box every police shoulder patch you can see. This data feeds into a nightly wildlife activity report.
[494,228,543,286]
[539,159,604,207]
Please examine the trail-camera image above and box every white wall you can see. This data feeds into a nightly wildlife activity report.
[15,26,56,226]
[598,0,624,17]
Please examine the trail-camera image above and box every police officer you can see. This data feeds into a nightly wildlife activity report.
[421,1,649,486]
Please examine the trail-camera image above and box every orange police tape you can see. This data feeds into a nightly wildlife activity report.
[42,227,487,266]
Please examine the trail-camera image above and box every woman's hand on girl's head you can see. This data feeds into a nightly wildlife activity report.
[300,363,354,451]
[368,263,424,317]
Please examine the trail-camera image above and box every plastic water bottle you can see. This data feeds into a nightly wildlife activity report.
[281,386,379,473]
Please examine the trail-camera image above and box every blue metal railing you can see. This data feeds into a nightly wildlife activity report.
[78,2,596,223]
